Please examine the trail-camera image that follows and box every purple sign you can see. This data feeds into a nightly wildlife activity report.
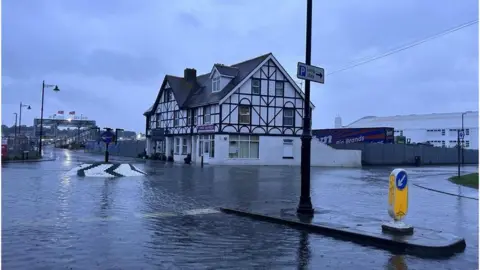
[198,124,215,132]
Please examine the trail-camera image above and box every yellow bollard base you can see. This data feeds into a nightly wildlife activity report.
[382,221,414,236]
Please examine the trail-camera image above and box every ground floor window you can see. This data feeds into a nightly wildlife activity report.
[155,140,165,154]
[175,138,180,154]
[283,139,293,159]
[228,135,259,159]
[182,138,188,154]
[199,135,215,158]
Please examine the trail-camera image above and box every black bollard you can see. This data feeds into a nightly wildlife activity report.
[201,155,204,168]
[105,143,109,163]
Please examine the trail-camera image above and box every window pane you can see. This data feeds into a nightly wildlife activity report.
[252,79,260,87]
[210,140,215,158]
[239,141,250,158]
[250,135,259,141]
[284,118,293,126]
[240,106,249,114]
[249,142,259,158]
[239,135,250,141]
[275,81,284,89]
[284,109,294,117]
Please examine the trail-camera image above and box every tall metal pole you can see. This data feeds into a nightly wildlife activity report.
[297,0,314,216]
[39,80,45,157]
[19,102,23,135]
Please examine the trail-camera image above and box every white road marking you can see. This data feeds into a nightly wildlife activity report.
[84,164,115,177]
[65,163,95,176]
[114,164,145,177]
[131,165,147,175]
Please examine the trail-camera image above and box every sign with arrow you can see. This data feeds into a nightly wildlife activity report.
[297,62,325,84]
[100,130,115,144]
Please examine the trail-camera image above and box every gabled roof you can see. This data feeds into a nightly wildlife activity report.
[145,52,313,115]
[214,64,239,77]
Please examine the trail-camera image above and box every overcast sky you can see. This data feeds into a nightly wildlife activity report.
[2,0,478,132]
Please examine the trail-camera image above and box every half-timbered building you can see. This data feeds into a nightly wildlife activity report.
[143,52,316,165]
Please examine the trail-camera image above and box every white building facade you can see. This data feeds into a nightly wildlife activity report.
[143,53,361,166]
[344,111,479,149]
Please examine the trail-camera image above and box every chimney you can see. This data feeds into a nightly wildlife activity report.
[184,68,197,82]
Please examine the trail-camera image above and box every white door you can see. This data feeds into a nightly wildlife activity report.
[202,141,210,164]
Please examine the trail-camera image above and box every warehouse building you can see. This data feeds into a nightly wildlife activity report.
[338,111,479,149]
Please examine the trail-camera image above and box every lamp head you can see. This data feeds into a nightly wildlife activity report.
[53,85,60,92]
[27,105,31,110]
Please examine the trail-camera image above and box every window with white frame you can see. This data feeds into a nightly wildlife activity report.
[228,135,259,159]
[238,105,250,124]
[194,109,198,125]
[203,106,211,124]
[156,113,161,128]
[283,139,294,159]
[251,78,261,94]
[198,135,215,158]
[466,141,470,147]
[441,129,445,136]
[182,138,188,154]
[275,81,284,96]
[187,110,192,126]
[466,129,470,135]
[283,108,294,126]
[173,110,179,126]
[212,77,220,92]
[175,138,180,154]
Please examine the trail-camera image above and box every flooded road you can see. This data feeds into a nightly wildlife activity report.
[2,149,478,269]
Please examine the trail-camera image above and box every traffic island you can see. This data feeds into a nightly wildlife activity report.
[219,206,466,258]
[66,162,147,177]
[220,169,466,258]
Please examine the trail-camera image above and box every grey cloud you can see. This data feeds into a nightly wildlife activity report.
[2,0,477,131]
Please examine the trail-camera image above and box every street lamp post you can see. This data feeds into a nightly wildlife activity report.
[297,0,315,216]
[13,113,18,139]
[39,80,60,157]
[18,102,31,135]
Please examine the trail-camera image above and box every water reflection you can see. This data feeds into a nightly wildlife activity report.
[297,231,311,270]
[386,255,408,270]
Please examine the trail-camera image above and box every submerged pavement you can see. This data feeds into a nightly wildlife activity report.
[2,148,478,269]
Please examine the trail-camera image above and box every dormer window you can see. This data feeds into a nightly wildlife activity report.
[212,77,220,92]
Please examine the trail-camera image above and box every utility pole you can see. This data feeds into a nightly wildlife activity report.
[13,113,18,139]
[297,0,314,216]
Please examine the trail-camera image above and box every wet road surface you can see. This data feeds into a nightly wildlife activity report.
[2,148,478,269]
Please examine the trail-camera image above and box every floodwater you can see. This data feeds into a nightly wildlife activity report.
[2,148,478,269]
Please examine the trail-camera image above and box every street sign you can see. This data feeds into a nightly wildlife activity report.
[101,130,115,144]
[297,62,325,84]
[388,168,409,221]
[459,130,464,140]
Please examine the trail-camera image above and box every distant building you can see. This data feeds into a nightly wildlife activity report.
[143,52,317,165]
[341,111,479,149]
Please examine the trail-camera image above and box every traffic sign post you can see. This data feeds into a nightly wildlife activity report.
[101,129,115,163]
[382,168,414,235]
[297,62,325,84]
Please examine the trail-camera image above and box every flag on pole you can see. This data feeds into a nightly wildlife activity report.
[69,111,75,115]
[58,110,64,114]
